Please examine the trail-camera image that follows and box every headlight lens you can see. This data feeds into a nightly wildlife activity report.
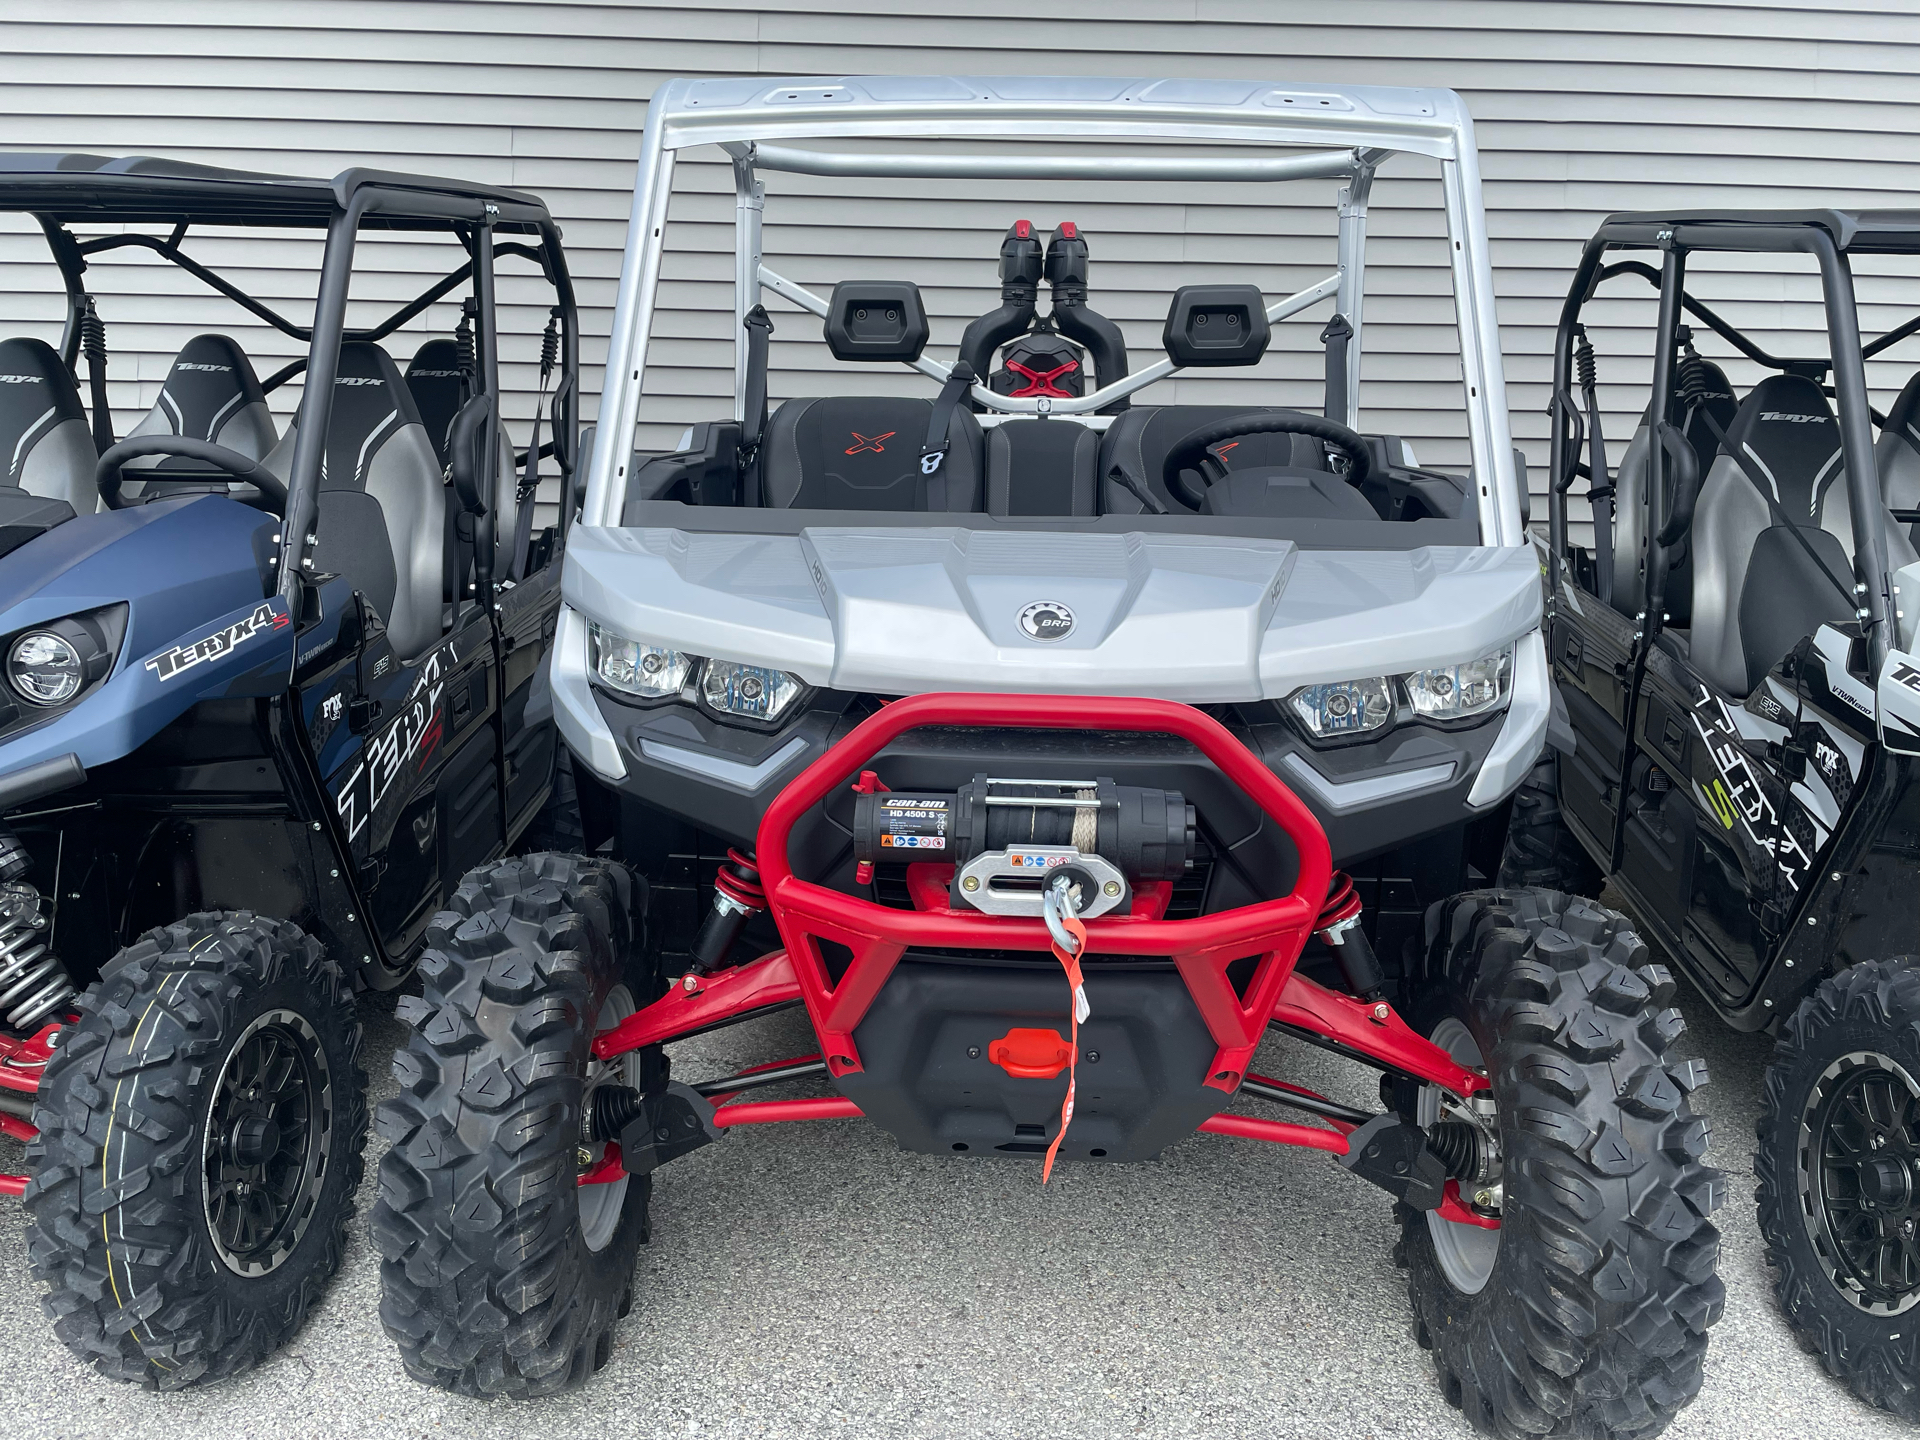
[590,623,692,699]
[701,659,804,723]
[9,631,83,706]
[1289,677,1393,738]
[1405,647,1513,721]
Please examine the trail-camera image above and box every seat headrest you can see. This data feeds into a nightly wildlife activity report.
[147,334,267,444]
[321,342,425,492]
[0,337,87,486]
[1718,374,1841,520]
[405,337,468,465]
[1885,371,1920,452]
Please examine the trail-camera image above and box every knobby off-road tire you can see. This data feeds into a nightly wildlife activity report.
[25,912,365,1389]
[1398,888,1725,1440]
[1757,956,1920,1420]
[1497,755,1605,898]
[371,852,654,1397]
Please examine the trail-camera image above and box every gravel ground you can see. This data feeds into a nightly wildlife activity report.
[0,961,1901,1440]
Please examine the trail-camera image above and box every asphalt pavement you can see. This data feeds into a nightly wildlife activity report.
[0,969,1903,1440]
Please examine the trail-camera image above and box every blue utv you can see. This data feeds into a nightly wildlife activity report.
[0,154,581,1387]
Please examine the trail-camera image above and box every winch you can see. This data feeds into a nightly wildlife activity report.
[852,774,1194,918]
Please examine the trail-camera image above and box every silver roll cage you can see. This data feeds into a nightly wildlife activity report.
[587,75,1523,546]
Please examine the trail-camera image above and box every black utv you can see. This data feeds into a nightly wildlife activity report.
[1522,207,1920,1420]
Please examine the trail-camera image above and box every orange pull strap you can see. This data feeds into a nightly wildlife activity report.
[1042,911,1089,1184]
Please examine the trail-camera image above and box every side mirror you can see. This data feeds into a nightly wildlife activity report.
[1163,285,1270,367]
[446,393,493,516]
[824,281,930,363]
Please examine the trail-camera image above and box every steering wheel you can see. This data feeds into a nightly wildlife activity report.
[95,435,288,513]
[1160,412,1372,511]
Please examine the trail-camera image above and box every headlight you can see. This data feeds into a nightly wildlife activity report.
[9,631,83,706]
[589,623,692,699]
[1405,647,1513,722]
[1289,677,1393,738]
[701,659,804,723]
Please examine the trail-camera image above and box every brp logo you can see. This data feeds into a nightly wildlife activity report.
[1018,600,1076,643]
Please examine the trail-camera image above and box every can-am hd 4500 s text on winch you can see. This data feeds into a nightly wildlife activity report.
[0,154,581,1387]
[372,78,1727,1437]
[1521,207,1920,1421]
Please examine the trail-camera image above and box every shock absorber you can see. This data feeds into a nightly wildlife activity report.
[1316,871,1385,1001]
[683,848,764,984]
[0,830,72,1032]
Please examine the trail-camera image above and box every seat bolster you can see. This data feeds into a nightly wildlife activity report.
[1607,423,1652,616]
[1689,453,1772,697]
[19,418,98,515]
[363,422,448,661]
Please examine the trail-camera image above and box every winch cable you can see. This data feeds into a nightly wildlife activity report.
[1039,876,1091,1184]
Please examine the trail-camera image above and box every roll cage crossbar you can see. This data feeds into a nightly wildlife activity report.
[586,75,1523,545]
[0,153,582,615]
[1547,213,1920,676]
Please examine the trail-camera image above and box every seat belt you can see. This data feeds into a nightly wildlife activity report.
[1320,314,1352,426]
[919,360,978,506]
[79,296,114,455]
[1695,408,1856,608]
[739,305,774,506]
[511,308,560,581]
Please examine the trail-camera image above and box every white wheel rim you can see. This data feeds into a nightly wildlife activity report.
[578,983,636,1253]
[1421,1016,1500,1295]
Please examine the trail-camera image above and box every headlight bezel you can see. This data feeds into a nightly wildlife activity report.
[1,605,126,717]
[1283,643,1516,745]
[588,621,810,729]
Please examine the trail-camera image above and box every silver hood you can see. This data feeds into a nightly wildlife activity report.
[560,524,1542,702]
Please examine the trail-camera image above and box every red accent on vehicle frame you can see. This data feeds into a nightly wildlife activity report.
[578,1145,626,1186]
[710,1096,862,1128]
[0,1021,60,1095]
[0,1114,36,1143]
[0,1175,24,1198]
[988,1027,1074,1080]
[1197,1112,1347,1155]
[750,692,1333,1094]
[593,949,801,1059]
[699,1051,825,1106]
[1437,1180,1501,1230]
[1005,358,1080,398]
[1273,971,1485,1097]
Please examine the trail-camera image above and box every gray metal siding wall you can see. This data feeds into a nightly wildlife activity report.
[2,1,1919,532]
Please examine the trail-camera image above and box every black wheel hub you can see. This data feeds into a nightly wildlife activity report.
[1802,1051,1920,1314]
[201,1008,333,1277]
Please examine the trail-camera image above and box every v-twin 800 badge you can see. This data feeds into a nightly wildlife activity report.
[1017,600,1075,642]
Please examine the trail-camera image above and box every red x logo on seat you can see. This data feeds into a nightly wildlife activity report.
[1006,359,1080,398]
[845,430,895,455]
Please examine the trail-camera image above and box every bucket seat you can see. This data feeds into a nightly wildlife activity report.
[0,336,97,514]
[756,396,983,511]
[119,333,278,503]
[262,342,445,661]
[1097,405,1333,515]
[1690,374,1916,695]
[1876,371,1920,551]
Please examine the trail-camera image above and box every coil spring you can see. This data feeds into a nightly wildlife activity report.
[712,848,765,912]
[539,310,560,382]
[0,899,73,1032]
[1572,325,1597,392]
